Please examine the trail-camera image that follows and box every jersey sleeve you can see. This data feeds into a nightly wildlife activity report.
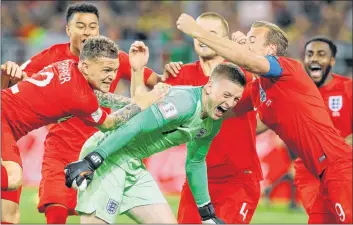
[21,47,58,77]
[233,82,254,116]
[185,137,212,206]
[185,119,222,206]
[94,89,197,159]
[70,95,108,126]
[262,55,283,77]
[117,51,154,83]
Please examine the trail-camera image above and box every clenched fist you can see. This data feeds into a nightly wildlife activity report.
[176,13,203,38]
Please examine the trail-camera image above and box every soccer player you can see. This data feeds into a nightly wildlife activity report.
[162,12,262,224]
[64,61,246,224]
[1,3,161,224]
[176,14,352,224]
[1,36,165,224]
[294,36,352,222]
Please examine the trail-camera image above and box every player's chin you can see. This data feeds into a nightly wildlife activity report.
[98,84,111,93]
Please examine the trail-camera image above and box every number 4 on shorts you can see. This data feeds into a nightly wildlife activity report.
[240,202,248,221]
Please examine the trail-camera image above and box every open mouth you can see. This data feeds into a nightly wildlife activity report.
[82,39,87,44]
[215,105,228,117]
[309,64,322,78]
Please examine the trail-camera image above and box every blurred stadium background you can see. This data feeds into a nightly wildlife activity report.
[1,0,352,223]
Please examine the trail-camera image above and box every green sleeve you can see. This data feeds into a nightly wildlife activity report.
[94,89,197,159]
[185,137,212,207]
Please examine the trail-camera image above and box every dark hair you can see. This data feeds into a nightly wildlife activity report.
[210,62,246,86]
[304,36,337,57]
[197,12,229,37]
[80,36,119,61]
[66,2,99,22]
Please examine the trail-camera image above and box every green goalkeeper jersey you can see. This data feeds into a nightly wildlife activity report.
[94,86,223,206]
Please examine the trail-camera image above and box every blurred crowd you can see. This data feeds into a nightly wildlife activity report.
[2,0,352,76]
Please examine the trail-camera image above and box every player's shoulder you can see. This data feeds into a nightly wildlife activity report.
[168,86,200,104]
[43,43,71,55]
[179,61,200,73]
[333,74,353,96]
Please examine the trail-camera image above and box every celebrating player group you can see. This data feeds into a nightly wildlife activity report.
[1,2,351,224]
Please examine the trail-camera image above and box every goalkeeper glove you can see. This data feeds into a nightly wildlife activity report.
[64,152,104,191]
[198,202,225,224]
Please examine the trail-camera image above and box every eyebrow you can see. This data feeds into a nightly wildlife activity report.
[75,22,98,25]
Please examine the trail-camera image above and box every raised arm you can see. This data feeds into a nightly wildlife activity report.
[176,14,276,76]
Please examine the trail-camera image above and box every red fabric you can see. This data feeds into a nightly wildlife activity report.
[234,57,352,177]
[45,205,69,224]
[308,158,352,224]
[2,60,106,141]
[1,165,8,190]
[294,74,353,217]
[1,186,22,204]
[178,180,260,224]
[38,153,78,215]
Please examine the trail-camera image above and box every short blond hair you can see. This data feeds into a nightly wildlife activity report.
[197,12,229,37]
[251,21,288,56]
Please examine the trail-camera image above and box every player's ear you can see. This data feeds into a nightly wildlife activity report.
[66,25,71,37]
[268,44,277,56]
[204,80,212,95]
[330,56,336,67]
[79,61,89,76]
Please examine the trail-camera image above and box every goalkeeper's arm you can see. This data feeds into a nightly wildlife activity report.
[186,138,224,224]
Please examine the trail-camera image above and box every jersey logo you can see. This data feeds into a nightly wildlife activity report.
[158,102,178,119]
[329,96,342,117]
[106,198,119,215]
[91,108,103,122]
[195,128,208,139]
[259,86,266,102]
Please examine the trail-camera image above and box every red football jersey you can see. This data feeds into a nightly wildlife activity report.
[166,61,263,182]
[21,43,154,155]
[295,74,352,167]
[2,60,107,140]
[234,57,352,177]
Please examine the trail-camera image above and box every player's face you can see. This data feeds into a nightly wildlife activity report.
[66,13,99,54]
[194,18,226,60]
[205,78,243,120]
[82,57,119,93]
[304,41,335,87]
[247,27,274,56]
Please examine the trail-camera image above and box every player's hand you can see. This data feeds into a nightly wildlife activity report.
[132,83,170,110]
[176,13,203,38]
[198,202,225,224]
[129,41,149,71]
[161,61,183,81]
[64,152,104,191]
[1,61,27,81]
[231,31,249,48]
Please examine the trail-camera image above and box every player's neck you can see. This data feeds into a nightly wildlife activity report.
[69,44,80,57]
[199,56,225,77]
[319,72,334,88]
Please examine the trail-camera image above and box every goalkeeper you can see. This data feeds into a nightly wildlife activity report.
[65,42,246,224]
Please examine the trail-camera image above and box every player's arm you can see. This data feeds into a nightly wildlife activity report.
[176,14,283,77]
[94,90,131,109]
[185,138,224,223]
[256,117,268,135]
[65,90,197,189]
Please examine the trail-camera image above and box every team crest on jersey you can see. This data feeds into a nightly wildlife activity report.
[259,86,266,102]
[91,108,103,122]
[328,96,342,117]
[106,198,119,215]
[195,128,208,139]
